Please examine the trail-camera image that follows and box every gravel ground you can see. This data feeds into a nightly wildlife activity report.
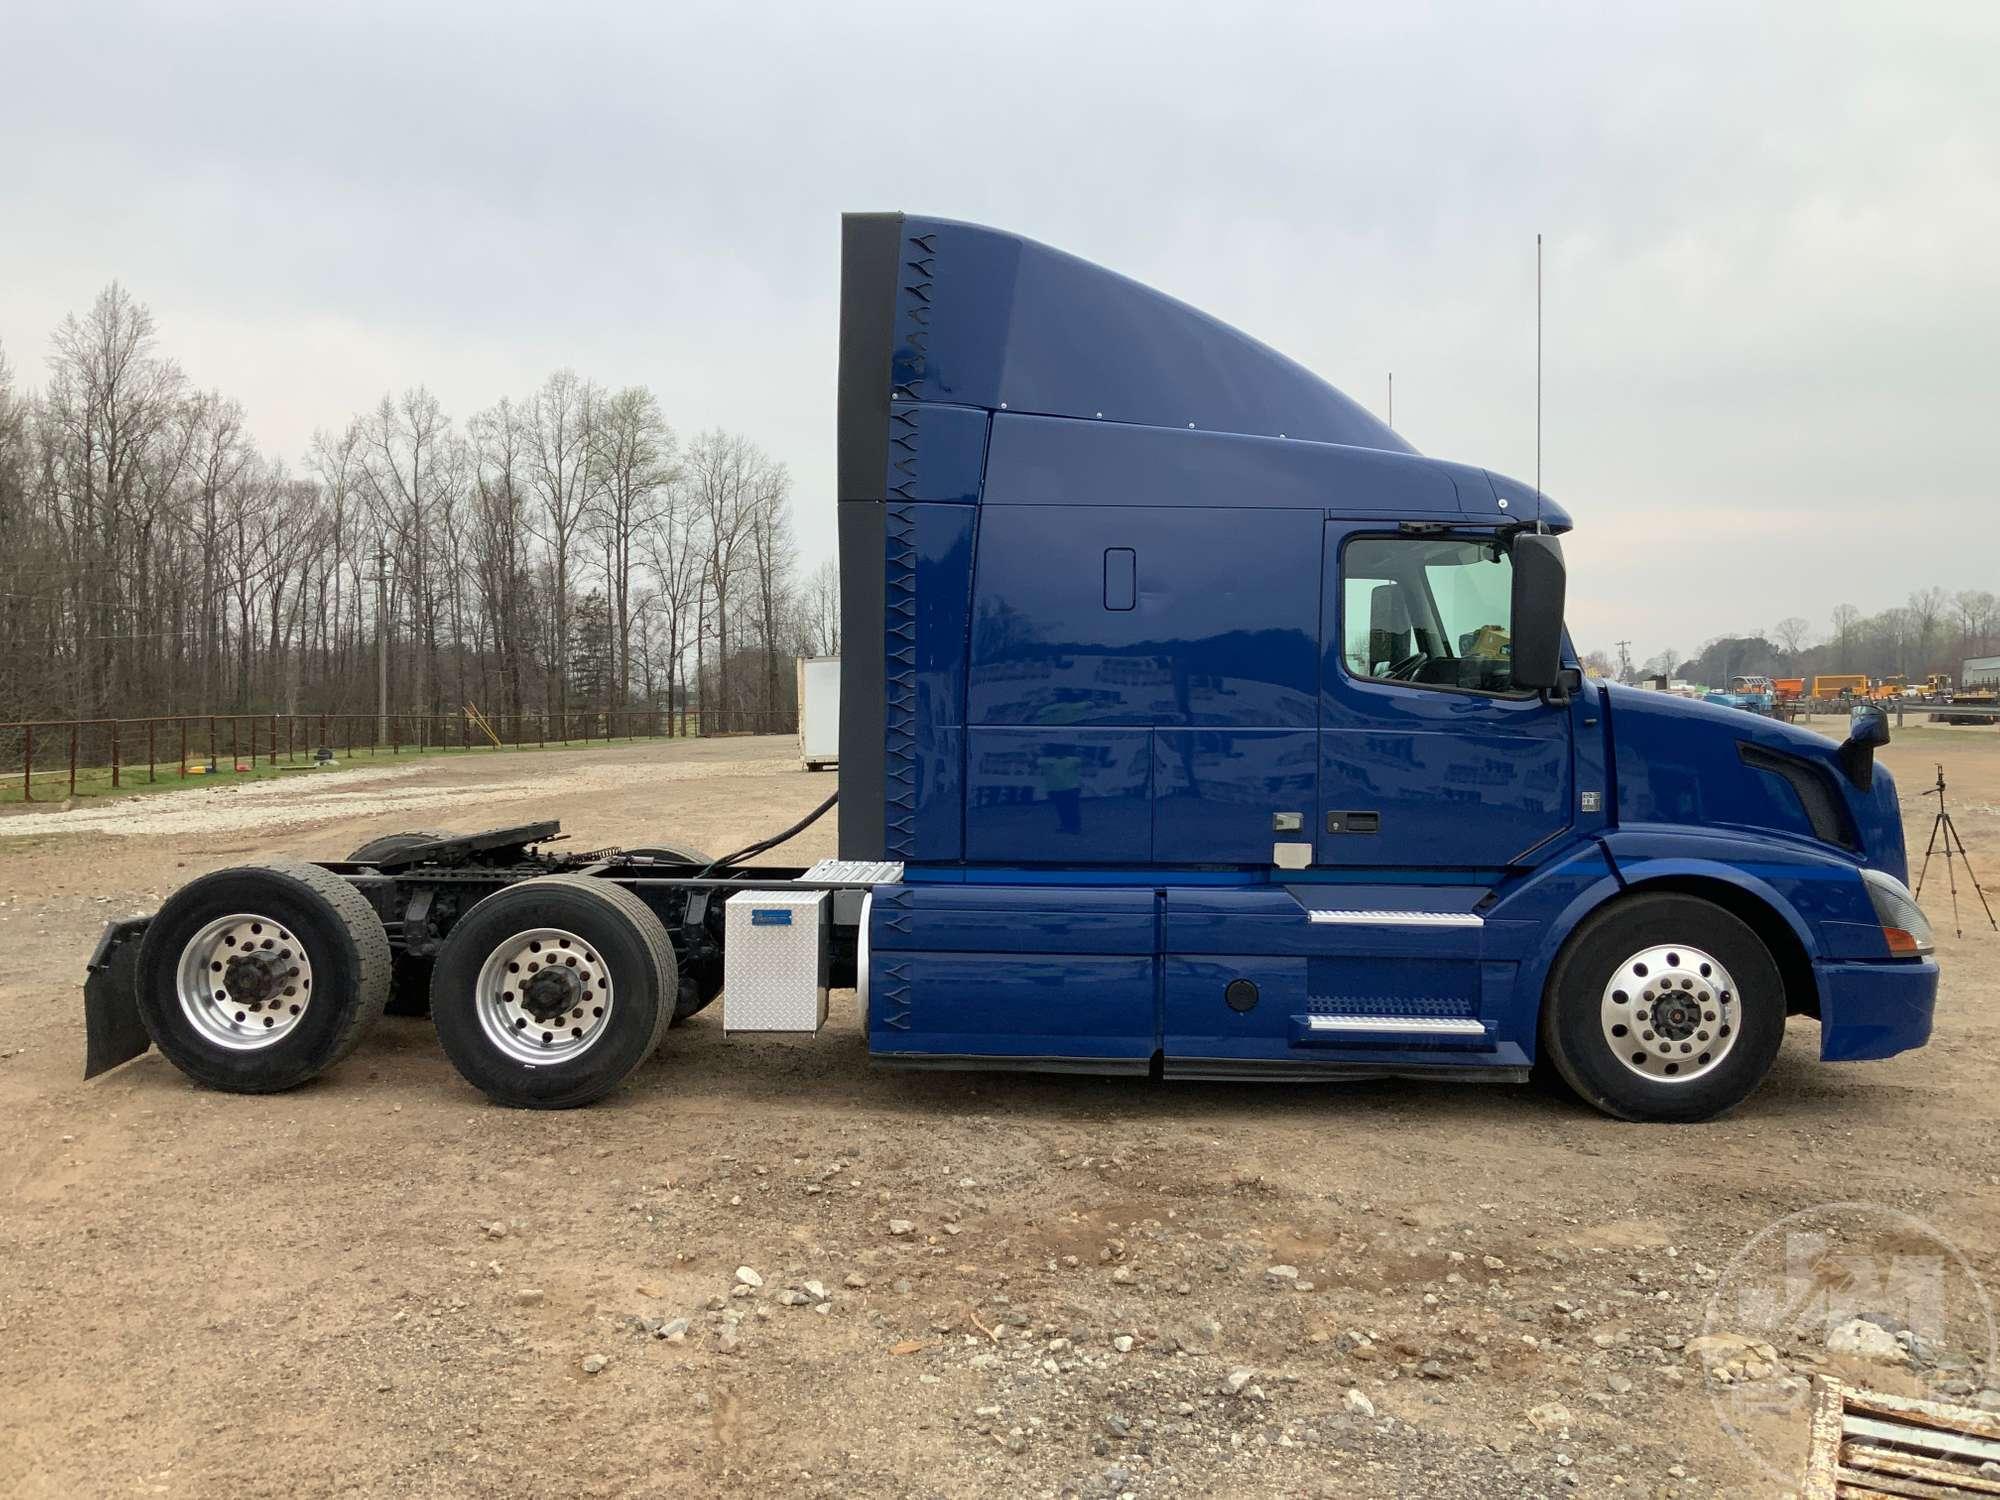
[1,730,1997,1499]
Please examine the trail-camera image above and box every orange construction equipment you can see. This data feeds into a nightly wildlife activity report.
[1773,677,1805,701]
[1812,673,1868,699]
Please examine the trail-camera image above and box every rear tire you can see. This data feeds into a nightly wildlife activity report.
[347,831,454,1016]
[625,843,724,1023]
[429,875,677,1108]
[1540,892,1785,1122]
[135,859,391,1093]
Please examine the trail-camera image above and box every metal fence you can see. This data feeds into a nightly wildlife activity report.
[0,710,690,804]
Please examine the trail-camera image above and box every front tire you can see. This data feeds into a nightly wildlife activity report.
[1539,893,1785,1122]
[429,875,677,1108]
[135,859,391,1092]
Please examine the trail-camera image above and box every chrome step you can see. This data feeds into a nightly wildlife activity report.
[1305,1015,1486,1036]
[800,859,905,886]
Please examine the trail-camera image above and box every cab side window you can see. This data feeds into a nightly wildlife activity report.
[1341,536,1521,695]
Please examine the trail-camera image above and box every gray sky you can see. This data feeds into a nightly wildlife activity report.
[4,1,1994,667]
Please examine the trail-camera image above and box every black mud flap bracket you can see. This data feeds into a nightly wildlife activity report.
[84,917,153,1078]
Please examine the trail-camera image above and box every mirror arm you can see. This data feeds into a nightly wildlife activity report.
[1540,666,1582,708]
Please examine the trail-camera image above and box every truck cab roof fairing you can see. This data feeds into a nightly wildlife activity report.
[840,213,1414,455]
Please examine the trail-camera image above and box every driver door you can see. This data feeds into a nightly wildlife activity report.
[1317,523,1573,869]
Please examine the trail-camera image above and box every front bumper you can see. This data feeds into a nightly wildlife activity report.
[1815,957,1939,1062]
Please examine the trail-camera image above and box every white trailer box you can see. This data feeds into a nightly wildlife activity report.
[722,889,829,1034]
[797,656,840,771]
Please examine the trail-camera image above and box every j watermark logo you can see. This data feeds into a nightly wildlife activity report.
[1701,1201,1996,1483]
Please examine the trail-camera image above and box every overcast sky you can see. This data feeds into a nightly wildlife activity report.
[3,1,1993,667]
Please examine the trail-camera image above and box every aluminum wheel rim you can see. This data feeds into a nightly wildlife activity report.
[176,913,314,1051]
[1600,942,1738,1084]
[475,927,614,1064]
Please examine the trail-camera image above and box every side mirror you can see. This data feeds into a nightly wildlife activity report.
[1510,533,1567,690]
[1837,704,1890,790]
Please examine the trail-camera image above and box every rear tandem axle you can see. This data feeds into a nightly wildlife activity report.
[83,822,866,1107]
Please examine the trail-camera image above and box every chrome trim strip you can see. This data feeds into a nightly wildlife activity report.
[1305,1015,1487,1036]
[1307,909,1484,928]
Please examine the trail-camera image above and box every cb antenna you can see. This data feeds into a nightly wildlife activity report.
[1535,231,1543,504]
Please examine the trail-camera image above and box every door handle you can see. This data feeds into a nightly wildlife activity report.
[1326,810,1381,834]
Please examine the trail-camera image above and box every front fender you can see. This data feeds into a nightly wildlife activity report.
[1492,830,1922,1065]
[1602,825,1887,961]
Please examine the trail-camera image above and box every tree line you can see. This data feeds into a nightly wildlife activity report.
[1585,590,2000,690]
[0,284,842,731]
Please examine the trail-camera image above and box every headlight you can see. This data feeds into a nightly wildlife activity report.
[1861,868,1936,957]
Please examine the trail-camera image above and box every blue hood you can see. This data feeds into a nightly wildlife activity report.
[1604,685,1907,882]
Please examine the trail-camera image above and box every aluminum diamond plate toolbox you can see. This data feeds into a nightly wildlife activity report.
[723,890,829,1034]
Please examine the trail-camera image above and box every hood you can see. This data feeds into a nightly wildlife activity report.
[1605,685,1907,881]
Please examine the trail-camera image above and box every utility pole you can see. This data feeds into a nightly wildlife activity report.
[374,543,389,745]
[1387,371,1393,429]
[1616,639,1634,684]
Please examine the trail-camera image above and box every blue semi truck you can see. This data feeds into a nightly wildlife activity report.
[80,214,1938,1122]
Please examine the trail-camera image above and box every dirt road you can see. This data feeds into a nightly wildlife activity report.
[2,731,1997,1498]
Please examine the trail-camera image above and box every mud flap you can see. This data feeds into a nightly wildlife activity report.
[84,917,153,1078]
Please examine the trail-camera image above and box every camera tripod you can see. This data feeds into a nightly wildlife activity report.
[1914,764,1996,938]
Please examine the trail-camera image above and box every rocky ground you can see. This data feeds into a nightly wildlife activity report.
[2,728,1997,1498]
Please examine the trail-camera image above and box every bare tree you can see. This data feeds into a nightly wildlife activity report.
[642,478,707,735]
[0,286,818,745]
[683,429,765,733]
[1771,616,1813,657]
[588,385,676,707]
[1954,590,1998,660]
[470,398,536,717]
[306,421,368,700]
[42,284,188,714]
[744,456,795,725]
[360,387,451,715]
[1907,586,1950,672]
[523,370,601,721]
[800,555,841,657]
[1830,603,1861,669]
[185,394,257,709]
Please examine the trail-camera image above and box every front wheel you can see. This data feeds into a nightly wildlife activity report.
[1539,893,1785,1123]
[429,875,677,1108]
